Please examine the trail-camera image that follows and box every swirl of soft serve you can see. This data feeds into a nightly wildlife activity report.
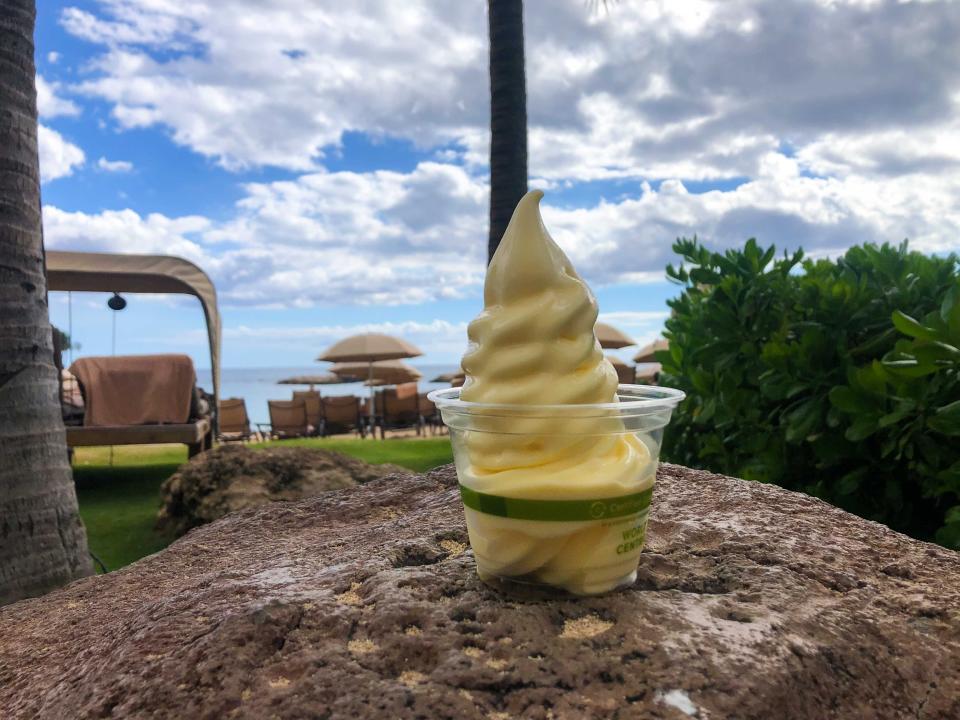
[457,190,654,595]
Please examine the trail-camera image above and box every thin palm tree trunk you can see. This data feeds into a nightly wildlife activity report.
[487,0,528,262]
[0,0,93,604]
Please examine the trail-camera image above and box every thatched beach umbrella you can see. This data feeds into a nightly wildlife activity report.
[595,322,636,349]
[277,373,344,389]
[633,338,669,363]
[331,359,422,386]
[318,334,423,418]
[317,333,422,363]
[430,371,461,383]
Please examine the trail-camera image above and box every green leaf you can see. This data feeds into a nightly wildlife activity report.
[845,415,879,442]
[859,361,890,395]
[919,341,960,357]
[935,523,960,550]
[696,398,717,424]
[878,401,915,428]
[830,386,871,414]
[892,310,939,341]
[928,400,960,436]
[760,245,776,270]
[838,468,867,495]
[785,398,822,443]
[850,327,898,357]
[940,283,960,337]
[785,382,810,399]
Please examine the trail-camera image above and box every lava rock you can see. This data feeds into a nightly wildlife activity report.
[2,463,959,719]
[156,444,411,537]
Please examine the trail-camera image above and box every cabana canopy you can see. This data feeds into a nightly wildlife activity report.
[45,251,221,414]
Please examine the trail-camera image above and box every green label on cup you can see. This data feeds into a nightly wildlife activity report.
[458,484,654,522]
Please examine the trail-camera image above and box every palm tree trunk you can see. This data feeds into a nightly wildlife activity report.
[0,0,93,605]
[487,0,528,262]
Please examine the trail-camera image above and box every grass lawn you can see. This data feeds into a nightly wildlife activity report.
[73,437,453,572]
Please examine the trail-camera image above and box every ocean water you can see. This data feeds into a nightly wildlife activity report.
[196,364,459,425]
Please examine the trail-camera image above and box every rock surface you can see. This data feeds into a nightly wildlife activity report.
[2,463,959,719]
[156,444,411,536]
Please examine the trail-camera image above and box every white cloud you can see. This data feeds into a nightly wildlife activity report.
[225,319,467,342]
[41,150,960,309]
[541,154,960,285]
[60,4,198,47]
[47,51,61,63]
[97,156,134,172]
[36,75,79,118]
[43,205,210,259]
[202,161,489,306]
[224,319,470,356]
[59,0,960,186]
[38,125,85,182]
[42,161,487,307]
[796,116,960,178]
[65,2,486,170]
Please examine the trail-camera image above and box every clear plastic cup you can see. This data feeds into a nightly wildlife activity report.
[428,384,685,597]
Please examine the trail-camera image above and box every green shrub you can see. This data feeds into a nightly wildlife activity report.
[659,238,960,547]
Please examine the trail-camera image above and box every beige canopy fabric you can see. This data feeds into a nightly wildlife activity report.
[633,338,669,363]
[332,360,422,385]
[46,251,221,422]
[595,322,635,349]
[317,333,423,363]
[605,354,630,368]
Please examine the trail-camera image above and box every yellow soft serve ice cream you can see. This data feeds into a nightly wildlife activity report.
[455,189,657,596]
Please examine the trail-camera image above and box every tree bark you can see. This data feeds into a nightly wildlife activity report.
[487,0,528,262]
[0,0,92,605]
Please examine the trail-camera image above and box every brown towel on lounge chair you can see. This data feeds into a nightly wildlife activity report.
[69,354,196,427]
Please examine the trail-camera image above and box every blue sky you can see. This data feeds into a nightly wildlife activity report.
[37,0,960,370]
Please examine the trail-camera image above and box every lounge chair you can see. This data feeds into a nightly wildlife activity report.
[319,395,366,438]
[292,390,322,436]
[218,397,253,442]
[614,363,637,385]
[359,401,372,435]
[374,383,423,439]
[635,366,660,386]
[260,399,310,440]
[418,393,442,435]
